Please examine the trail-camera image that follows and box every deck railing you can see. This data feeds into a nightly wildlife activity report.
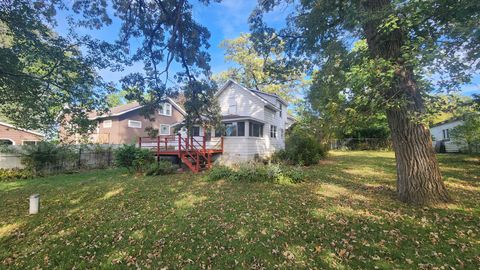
[138,135,224,154]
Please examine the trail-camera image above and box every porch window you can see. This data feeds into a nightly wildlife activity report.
[249,122,264,137]
[223,122,245,136]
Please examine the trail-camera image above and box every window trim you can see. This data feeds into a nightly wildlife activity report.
[158,103,172,116]
[22,140,39,145]
[249,122,264,137]
[103,120,112,128]
[127,120,142,129]
[0,138,15,145]
[270,125,277,138]
[159,124,170,135]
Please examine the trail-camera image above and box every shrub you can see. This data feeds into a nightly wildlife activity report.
[144,160,178,176]
[114,144,137,168]
[0,168,34,181]
[20,142,78,174]
[206,163,305,184]
[205,165,233,181]
[276,127,326,166]
[114,144,154,173]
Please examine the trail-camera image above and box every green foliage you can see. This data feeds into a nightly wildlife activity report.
[0,168,34,182]
[206,163,305,184]
[0,2,111,133]
[1,0,221,133]
[450,113,480,153]
[205,165,234,181]
[275,126,326,166]
[144,160,178,176]
[213,33,307,103]
[20,142,78,175]
[114,144,153,173]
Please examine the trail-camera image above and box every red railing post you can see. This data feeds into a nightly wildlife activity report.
[221,136,224,152]
[164,137,167,151]
[203,135,206,153]
[178,134,181,156]
[156,136,160,160]
[138,137,142,148]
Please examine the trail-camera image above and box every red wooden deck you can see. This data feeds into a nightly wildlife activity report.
[138,135,223,173]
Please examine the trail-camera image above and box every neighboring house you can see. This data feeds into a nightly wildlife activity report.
[0,121,44,145]
[430,118,464,153]
[60,98,186,144]
[208,79,289,163]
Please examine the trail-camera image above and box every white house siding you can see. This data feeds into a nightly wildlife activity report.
[218,84,265,121]
[430,120,464,153]
[214,82,288,164]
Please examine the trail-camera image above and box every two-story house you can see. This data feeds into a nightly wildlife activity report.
[207,79,288,163]
[61,98,186,144]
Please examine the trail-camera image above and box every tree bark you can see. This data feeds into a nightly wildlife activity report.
[362,0,451,205]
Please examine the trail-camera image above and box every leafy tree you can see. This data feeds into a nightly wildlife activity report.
[214,33,306,103]
[251,0,480,204]
[0,1,112,134]
[1,0,221,133]
[450,113,480,153]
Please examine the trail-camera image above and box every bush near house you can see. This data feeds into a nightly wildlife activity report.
[206,163,305,184]
[273,126,326,166]
[144,160,178,176]
[114,144,154,173]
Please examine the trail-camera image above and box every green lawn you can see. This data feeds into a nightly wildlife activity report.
[1,151,479,269]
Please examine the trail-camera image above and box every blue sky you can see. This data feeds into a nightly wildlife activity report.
[55,0,479,97]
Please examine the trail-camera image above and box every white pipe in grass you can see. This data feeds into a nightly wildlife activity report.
[29,194,40,214]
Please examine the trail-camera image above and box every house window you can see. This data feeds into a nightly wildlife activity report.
[442,129,450,140]
[191,126,201,137]
[280,128,284,139]
[23,140,39,145]
[0,139,14,145]
[224,122,245,136]
[159,124,170,135]
[270,125,277,138]
[249,122,264,137]
[103,120,112,128]
[228,95,237,114]
[279,104,283,118]
[128,120,142,129]
[159,103,172,116]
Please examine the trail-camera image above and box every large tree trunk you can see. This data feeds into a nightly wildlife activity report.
[362,0,451,205]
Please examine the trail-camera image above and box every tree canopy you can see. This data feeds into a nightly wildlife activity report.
[214,33,306,103]
[250,0,480,205]
[0,0,222,133]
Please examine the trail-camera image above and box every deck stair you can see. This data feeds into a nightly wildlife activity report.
[138,134,223,173]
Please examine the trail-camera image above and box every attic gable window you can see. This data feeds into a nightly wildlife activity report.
[159,103,172,116]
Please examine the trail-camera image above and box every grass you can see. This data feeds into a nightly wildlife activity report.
[1,151,479,269]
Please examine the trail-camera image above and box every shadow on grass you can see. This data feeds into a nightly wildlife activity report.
[1,152,479,269]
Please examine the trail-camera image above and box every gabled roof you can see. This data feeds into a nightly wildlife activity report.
[88,97,186,120]
[430,117,463,128]
[0,121,45,137]
[216,79,287,111]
